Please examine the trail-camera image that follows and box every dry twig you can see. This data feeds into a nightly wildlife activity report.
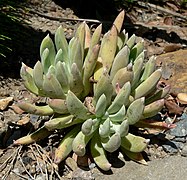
[0,150,14,171]
[34,145,49,180]
[11,170,29,180]
[137,2,187,21]
[28,8,186,32]
[29,145,45,178]
[17,148,35,180]
[33,143,62,180]
[1,146,22,180]
[29,9,104,24]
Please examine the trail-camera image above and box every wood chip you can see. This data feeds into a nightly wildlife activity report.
[17,116,30,125]
[164,99,184,115]
[177,93,187,104]
[0,97,13,110]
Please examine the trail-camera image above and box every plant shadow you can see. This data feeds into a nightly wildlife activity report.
[0,20,49,78]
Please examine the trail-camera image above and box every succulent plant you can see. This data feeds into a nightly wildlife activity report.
[14,11,173,171]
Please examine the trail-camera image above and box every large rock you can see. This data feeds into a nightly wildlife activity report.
[156,49,187,94]
[94,156,187,180]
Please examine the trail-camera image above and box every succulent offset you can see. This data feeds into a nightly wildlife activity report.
[15,11,172,171]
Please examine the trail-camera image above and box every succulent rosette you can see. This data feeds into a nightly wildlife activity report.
[15,11,172,171]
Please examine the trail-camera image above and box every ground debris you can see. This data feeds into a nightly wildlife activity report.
[0,144,61,180]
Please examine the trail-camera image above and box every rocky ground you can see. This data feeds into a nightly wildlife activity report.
[0,0,187,179]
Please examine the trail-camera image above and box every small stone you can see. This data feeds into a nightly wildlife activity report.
[148,147,155,155]
[181,144,187,157]
[22,156,33,165]
[30,164,36,174]
[174,141,185,150]
[174,137,186,143]
[169,118,187,137]
[35,174,46,180]
[72,167,94,180]
[118,152,124,159]
[89,163,96,170]
[162,141,179,154]
[77,155,92,167]
[30,114,40,122]
[65,157,78,171]
[12,168,20,174]
[165,133,175,140]
[165,117,174,124]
